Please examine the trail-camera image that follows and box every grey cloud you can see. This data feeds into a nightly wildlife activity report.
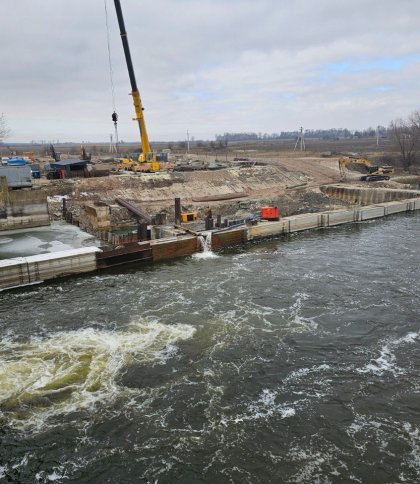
[1,0,419,141]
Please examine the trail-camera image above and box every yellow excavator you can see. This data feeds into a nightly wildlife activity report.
[338,156,394,182]
[113,0,165,172]
[80,144,91,161]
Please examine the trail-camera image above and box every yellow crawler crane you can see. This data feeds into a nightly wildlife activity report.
[338,156,394,182]
[113,0,160,172]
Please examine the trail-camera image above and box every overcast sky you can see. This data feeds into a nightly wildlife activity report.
[1,0,420,143]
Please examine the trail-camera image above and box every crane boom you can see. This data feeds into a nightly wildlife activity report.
[113,0,152,162]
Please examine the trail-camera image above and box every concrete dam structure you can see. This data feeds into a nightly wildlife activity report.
[0,178,50,231]
[1,193,419,292]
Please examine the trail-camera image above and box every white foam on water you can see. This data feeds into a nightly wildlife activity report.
[356,332,419,376]
[346,413,420,482]
[286,447,330,483]
[192,250,219,260]
[237,389,296,422]
[0,320,195,431]
[193,233,219,260]
[283,364,331,384]
[287,292,319,332]
[402,422,420,475]
[35,468,66,482]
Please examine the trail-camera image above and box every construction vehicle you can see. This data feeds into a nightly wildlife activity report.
[338,156,394,182]
[113,0,165,173]
[22,152,36,162]
[80,144,91,161]
[49,144,61,162]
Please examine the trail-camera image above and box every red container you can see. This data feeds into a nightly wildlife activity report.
[260,207,279,221]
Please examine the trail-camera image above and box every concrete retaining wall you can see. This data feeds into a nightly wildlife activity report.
[288,213,320,232]
[355,205,386,221]
[250,197,419,235]
[1,196,419,292]
[380,200,412,215]
[321,184,420,205]
[0,247,101,291]
[321,208,355,227]
[248,220,285,240]
[0,180,50,231]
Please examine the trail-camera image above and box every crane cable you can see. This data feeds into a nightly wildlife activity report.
[104,0,119,146]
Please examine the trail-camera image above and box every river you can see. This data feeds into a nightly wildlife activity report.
[0,213,419,483]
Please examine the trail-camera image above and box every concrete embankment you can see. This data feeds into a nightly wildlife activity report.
[0,178,50,231]
[321,184,420,205]
[0,247,100,290]
[0,197,419,292]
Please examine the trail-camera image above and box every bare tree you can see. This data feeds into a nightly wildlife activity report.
[0,114,10,142]
[411,110,420,168]
[389,116,418,171]
[409,110,420,131]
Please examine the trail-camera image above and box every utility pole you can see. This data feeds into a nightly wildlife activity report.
[109,134,117,153]
[294,126,305,152]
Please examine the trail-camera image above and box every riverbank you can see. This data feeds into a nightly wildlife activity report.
[1,195,419,292]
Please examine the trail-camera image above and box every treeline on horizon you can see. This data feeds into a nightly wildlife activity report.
[215,126,388,142]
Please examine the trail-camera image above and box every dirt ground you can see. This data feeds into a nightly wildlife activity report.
[41,152,414,231]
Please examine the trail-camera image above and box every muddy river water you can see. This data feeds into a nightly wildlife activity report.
[0,213,419,482]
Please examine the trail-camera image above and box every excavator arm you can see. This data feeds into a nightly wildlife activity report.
[338,156,393,182]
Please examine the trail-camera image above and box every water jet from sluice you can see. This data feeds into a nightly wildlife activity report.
[194,232,218,260]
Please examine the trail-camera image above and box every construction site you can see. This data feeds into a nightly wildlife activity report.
[0,0,419,287]
[3,2,420,483]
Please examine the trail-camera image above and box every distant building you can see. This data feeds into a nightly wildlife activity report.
[48,159,89,178]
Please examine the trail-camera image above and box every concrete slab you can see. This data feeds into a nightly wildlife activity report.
[321,208,355,227]
[379,201,410,215]
[287,213,320,232]
[356,206,386,221]
[0,247,101,290]
[247,221,285,240]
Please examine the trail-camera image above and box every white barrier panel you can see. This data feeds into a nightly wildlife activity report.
[321,209,355,227]
[287,213,320,232]
[379,201,410,215]
[356,206,386,221]
[0,247,101,291]
[247,221,285,240]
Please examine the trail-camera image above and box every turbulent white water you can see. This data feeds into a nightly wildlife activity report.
[194,232,219,260]
[0,320,195,430]
[1,213,419,483]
